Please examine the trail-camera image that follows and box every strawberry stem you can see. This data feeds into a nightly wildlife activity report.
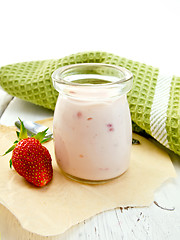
[18,118,28,140]
[16,131,20,138]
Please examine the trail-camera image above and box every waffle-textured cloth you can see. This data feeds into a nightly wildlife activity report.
[0,51,180,156]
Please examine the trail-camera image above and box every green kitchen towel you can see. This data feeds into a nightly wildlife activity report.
[0,51,180,156]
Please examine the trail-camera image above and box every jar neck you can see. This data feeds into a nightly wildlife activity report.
[52,63,133,101]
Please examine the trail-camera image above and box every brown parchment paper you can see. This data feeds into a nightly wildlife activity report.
[0,118,176,236]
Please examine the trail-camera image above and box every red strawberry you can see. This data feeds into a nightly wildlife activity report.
[4,119,53,187]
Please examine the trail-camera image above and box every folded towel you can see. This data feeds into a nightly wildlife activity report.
[0,51,179,156]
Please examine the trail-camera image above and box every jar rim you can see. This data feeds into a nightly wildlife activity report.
[52,63,133,87]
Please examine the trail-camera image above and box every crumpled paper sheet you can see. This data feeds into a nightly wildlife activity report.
[0,118,176,236]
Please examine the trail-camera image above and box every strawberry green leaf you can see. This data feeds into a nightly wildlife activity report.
[19,118,28,140]
[34,128,49,143]
[3,144,16,156]
[41,137,52,144]
[9,159,12,168]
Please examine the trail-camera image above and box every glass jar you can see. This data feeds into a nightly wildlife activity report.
[52,63,133,184]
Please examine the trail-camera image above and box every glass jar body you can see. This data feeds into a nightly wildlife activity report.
[52,63,133,184]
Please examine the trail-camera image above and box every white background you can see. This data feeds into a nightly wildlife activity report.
[0,0,180,75]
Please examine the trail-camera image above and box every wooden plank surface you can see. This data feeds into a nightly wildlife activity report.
[0,92,180,240]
